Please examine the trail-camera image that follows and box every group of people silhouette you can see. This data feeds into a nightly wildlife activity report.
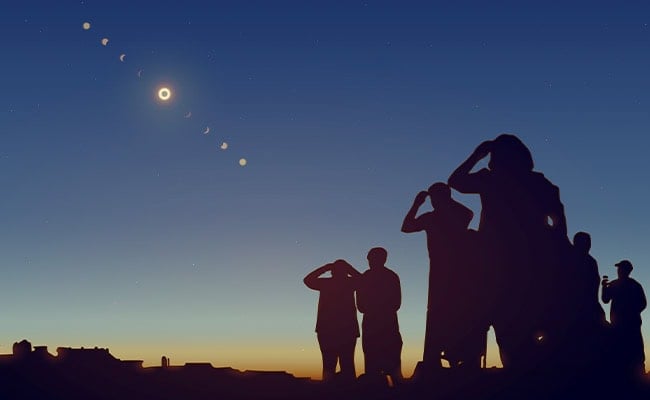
[305,134,647,385]
[304,248,403,384]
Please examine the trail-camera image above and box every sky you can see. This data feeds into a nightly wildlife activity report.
[1,0,650,379]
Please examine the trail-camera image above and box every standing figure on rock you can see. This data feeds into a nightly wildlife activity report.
[448,134,568,370]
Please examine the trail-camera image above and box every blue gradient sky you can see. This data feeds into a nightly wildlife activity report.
[1,1,649,377]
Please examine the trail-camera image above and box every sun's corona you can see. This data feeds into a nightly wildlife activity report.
[158,87,171,101]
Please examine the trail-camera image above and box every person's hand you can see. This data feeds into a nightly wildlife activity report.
[601,276,609,287]
[474,140,493,159]
[414,191,429,206]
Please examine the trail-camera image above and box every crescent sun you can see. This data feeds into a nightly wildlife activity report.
[184,111,192,118]
[119,54,126,62]
[203,127,210,134]
[137,69,143,78]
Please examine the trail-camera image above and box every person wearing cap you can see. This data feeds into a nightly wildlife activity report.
[601,259,647,377]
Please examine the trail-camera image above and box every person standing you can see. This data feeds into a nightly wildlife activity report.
[601,259,647,377]
[448,134,569,369]
[356,247,403,384]
[401,182,485,369]
[304,259,361,381]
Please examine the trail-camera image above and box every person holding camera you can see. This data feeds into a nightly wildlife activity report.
[602,260,647,378]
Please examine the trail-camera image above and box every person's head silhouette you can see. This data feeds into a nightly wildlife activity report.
[488,134,534,174]
[573,231,592,254]
[330,259,350,279]
[367,247,388,269]
[615,259,633,279]
[427,182,451,208]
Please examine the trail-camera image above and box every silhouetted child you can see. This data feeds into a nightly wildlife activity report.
[356,247,403,385]
[304,259,361,381]
[401,182,486,370]
[602,259,647,378]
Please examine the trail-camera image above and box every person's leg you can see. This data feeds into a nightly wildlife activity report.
[388,334,404,385]
[338,337,357,381]
[423,307,445,369]
[362,333,381,377]
[318,333,337,381]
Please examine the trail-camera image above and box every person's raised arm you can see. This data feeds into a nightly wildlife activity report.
[601,276,611,304]
[303,263,332,290]
[448,140,492,193]
[333,259,361,278]
[401,191,429,233]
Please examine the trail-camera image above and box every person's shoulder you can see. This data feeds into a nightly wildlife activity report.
[531,171,560,191]
[451,200,473,217]
[630,278,645,289]
[384,267,400,278]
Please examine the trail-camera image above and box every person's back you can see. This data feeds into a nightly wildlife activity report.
[607,278,646,327]
[356,247,403,383]
[358,266,400,331]
[401,182,475,369]
[559,232,605,326]
[423,200,473,265]
[448,135,569,370]
[314,276,359,337]
[304,260,361,381]
[477,170,562,241]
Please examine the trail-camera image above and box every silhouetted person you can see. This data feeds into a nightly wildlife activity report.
[304,259,361,381]
[448,134,569,370]
[401,183,486,370]
[356,247,403,384]
[602,260,647,377]
[568,232,607,327]
[549,231,608,372]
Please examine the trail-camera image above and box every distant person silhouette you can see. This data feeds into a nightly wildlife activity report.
[549,231,608,371]
[570,232,606,327]
[304,259,361,381]
[448,134,569,369]
[401,183,486,369]
[601,260,647,377]
[356,247,403,384]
